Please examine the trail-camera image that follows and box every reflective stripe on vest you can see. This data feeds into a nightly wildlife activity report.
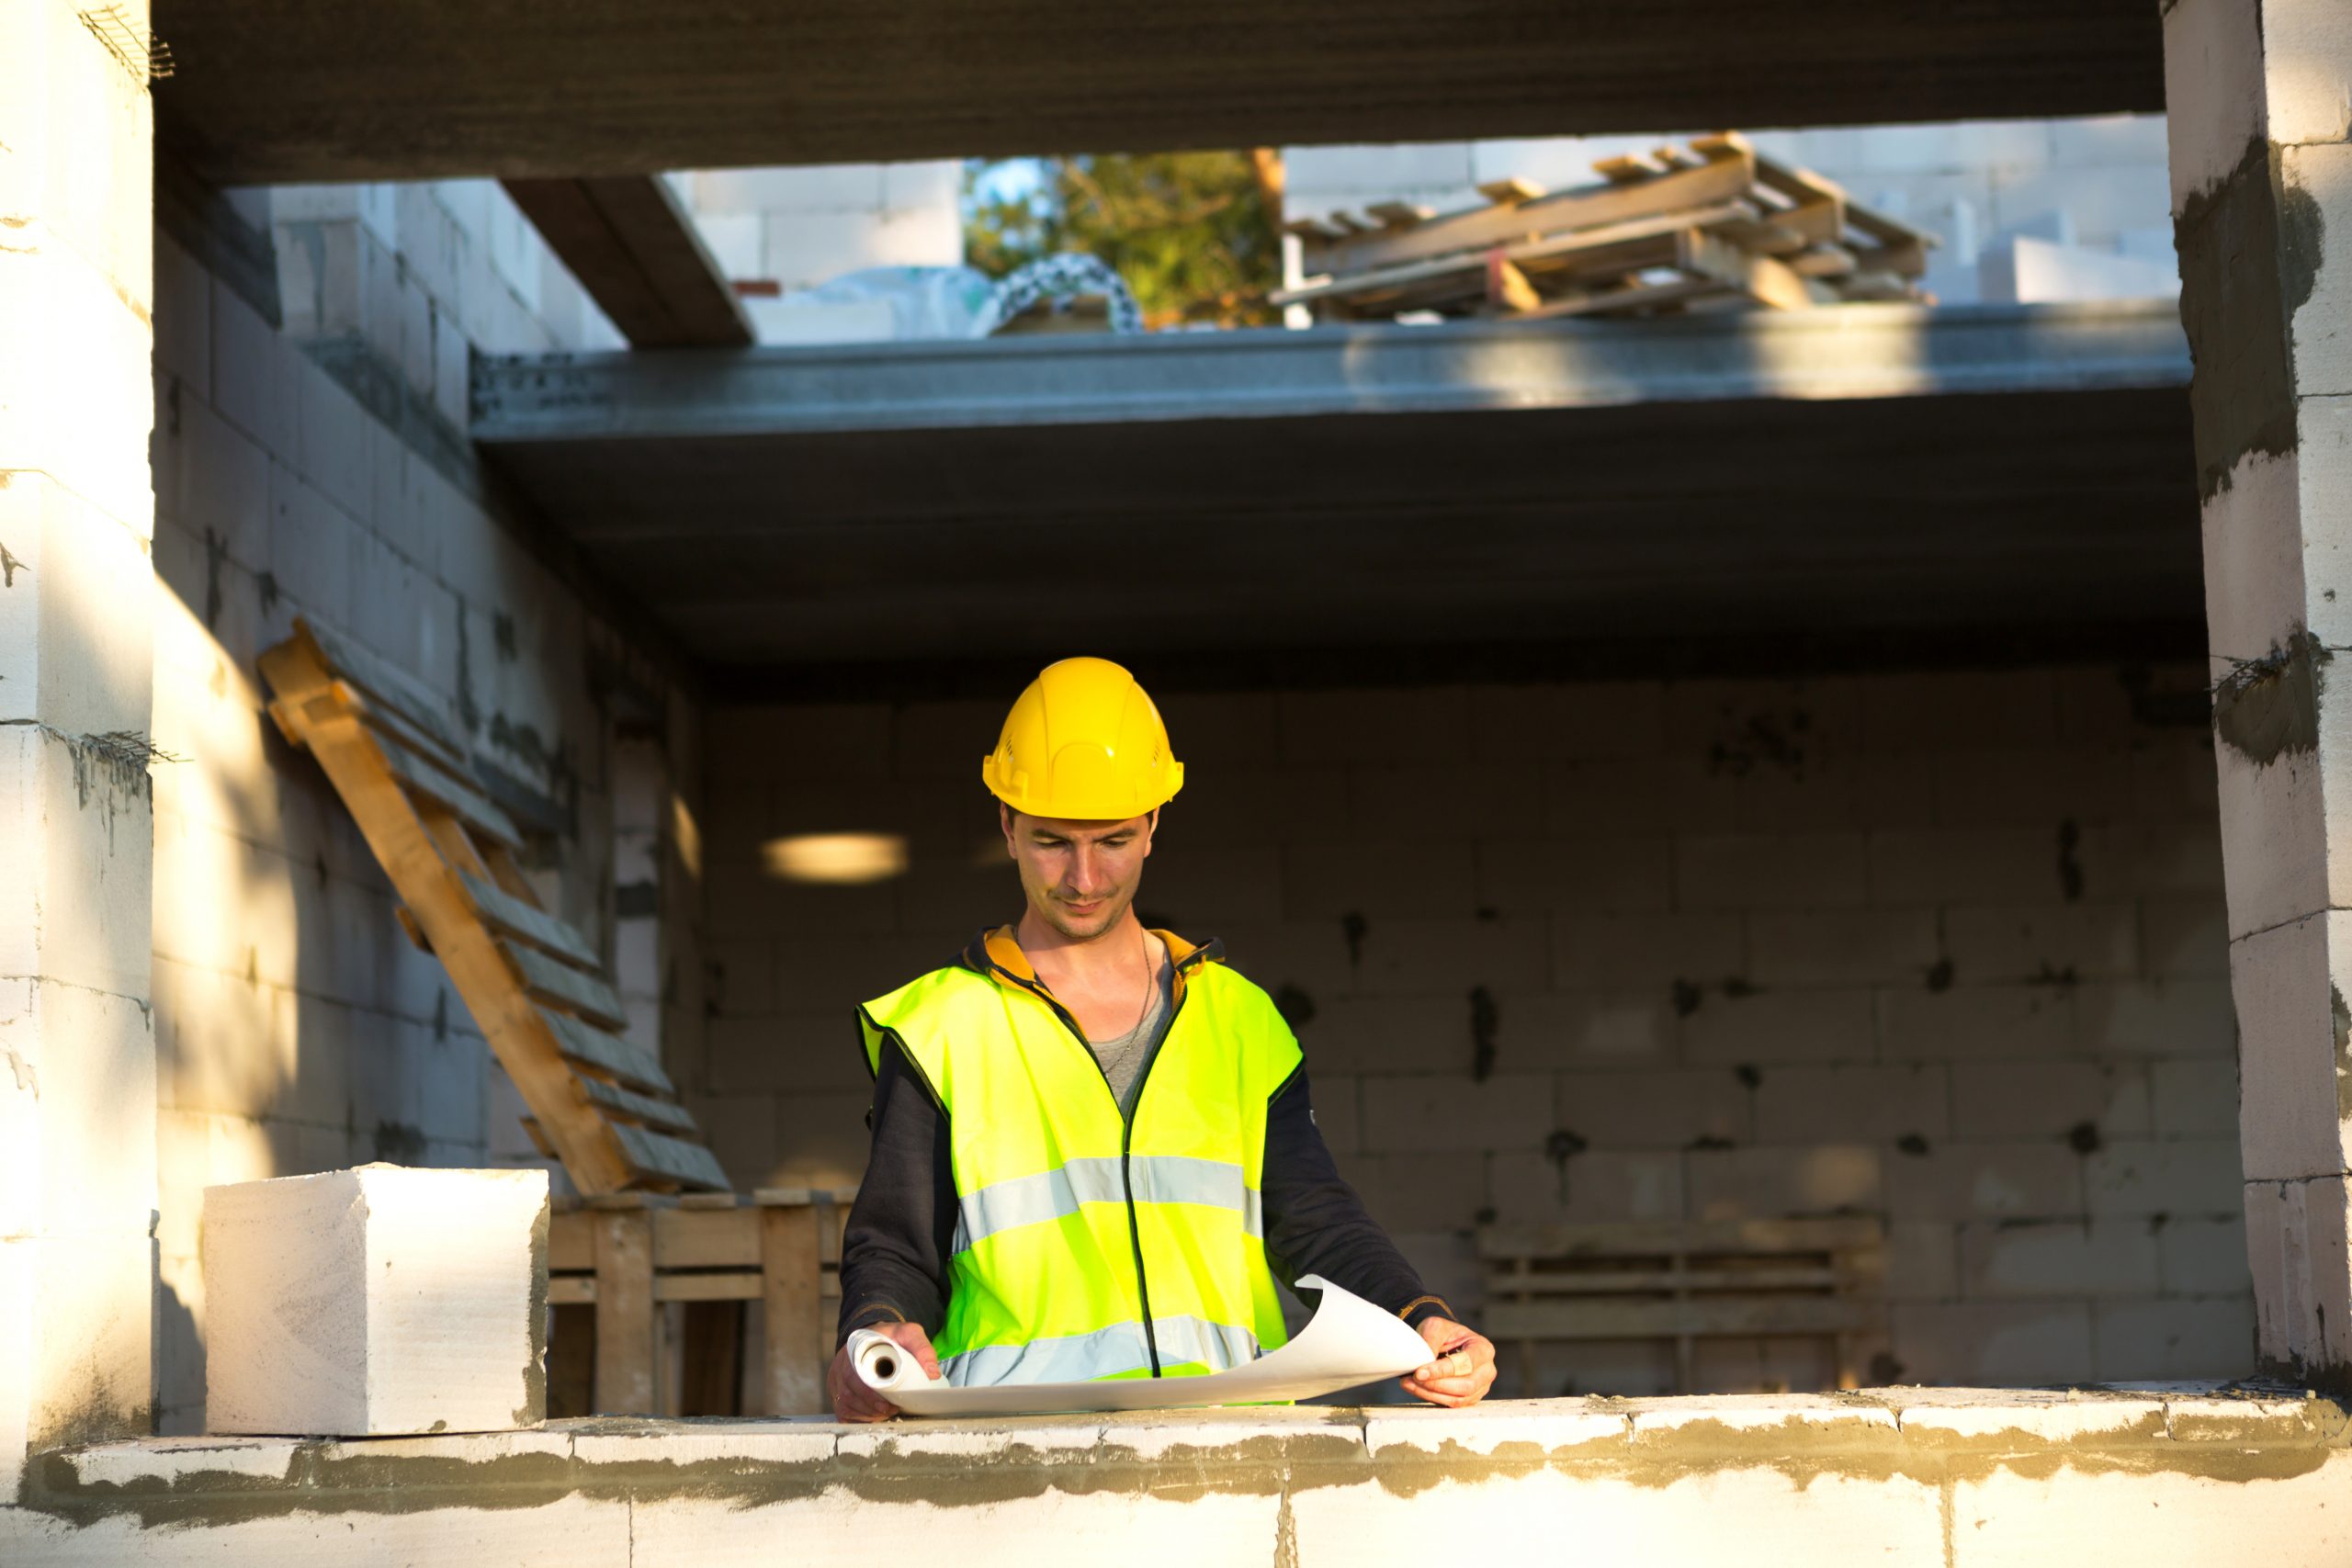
[943,1315,1262,1387]
[859,940,1302,1387]
[953,1154,1265,1254]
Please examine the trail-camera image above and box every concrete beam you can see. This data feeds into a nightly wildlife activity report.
[467,308,2199,672]
[501,176,751,350]
[471,303,2192,444]
[150,0,2163,185]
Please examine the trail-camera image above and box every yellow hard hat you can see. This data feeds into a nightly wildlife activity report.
[981,657,1184,820]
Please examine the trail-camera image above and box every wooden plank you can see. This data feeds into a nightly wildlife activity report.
[1480,1267,1849,1294]
[294,617,470,762]
[1283,215,1345,241]
[265,698,633,1194]
[658,1272,763,1303]
[371,730,523,850]
[1485,1295,1877,1340]
[593,1206,658,1413]
[1789,244,1859,279]
[1310,148,1756,277]
[459,869,601,970]
[1683,231,1818,311]
[1272,201,1753,307]
[503,940,628,1031]
[549,1211,594,1272]
[1590,154,1662,185]
[318,677,469,773]
[1512,273,1728,321]
[518,1115,559,1160]
[611,1121,729,1190]
[1479,1217,1884,1259]
[541,1008,674,1096]
[1849,238,1930,278]
[1477,175,1544,204]
[392,905,434,953]
[1485,254,1542,314]
[548,1275,848,1307]
[576,1072,699,1135]
[761,1203,825,1416]
[658,1207,760,1270]
[1749,149,1849,211]
[679,1192,749,1211]
[1715,200,1843,257]
[1364,199,1432,228]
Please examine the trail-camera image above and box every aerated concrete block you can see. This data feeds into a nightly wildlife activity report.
[203,1165,548,1436]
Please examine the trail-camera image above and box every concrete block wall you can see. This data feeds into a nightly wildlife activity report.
[1283,114,2177,307]
[675,163,964,344]
[270,179,627,393]
[144,188,693,1434]
[703,663,2251,1394]
[0,0,162,1495]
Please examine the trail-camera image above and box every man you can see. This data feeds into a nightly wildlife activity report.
[829,657,1497,1419]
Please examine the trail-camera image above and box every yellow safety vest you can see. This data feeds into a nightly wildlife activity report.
[858,928,1299,1386]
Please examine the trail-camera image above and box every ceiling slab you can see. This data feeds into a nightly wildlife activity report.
[469,308,2200,676]
[153,0,2165,186]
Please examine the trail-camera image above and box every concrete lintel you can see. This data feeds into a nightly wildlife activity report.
[469,303,2191,446]
[500,175,752,350]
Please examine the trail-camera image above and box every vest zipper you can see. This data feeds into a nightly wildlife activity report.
[1003,947,1202,1381]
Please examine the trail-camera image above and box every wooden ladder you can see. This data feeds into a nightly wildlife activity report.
[259,617,726,1195]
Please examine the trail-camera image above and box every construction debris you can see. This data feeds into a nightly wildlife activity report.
[1274,132,1936,322]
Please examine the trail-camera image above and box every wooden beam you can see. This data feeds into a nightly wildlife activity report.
[501,175,753,349]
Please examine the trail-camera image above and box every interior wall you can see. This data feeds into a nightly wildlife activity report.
[143,186,696,1435]
[703,662,2249,1394]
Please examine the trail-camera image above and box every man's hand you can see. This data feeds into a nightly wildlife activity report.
[1400,1316,1497,1408]
[827,1320,942,1422]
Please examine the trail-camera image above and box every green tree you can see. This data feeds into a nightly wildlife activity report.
[964,152,1282,330]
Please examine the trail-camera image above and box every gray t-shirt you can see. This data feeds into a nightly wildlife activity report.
[1087,937,1175,1120]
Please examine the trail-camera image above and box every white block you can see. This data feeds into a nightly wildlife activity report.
[692,163,888,213]
[2287,142,2352,399]
[2266,0,2352,149]
[203,1165,548,1435]
[1980,234,2180,303]
[2165,0,2269,211]
[2230,911,2350,1180]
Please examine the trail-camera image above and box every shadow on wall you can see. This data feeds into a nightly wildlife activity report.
[145,386,514,1431]
[707,660,2255,1397]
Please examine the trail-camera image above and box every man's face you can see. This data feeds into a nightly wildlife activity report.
[1001,806,1157,942]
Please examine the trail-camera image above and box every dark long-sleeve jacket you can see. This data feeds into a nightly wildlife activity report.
[837,929,1452,1348]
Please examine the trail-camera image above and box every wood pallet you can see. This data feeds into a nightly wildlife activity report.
[258,617,727,1196]
[1479,1217,1889,1395]
[1276,133,1935,322]
[546,1188,852,1417]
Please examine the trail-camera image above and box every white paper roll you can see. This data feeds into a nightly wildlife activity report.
[845,1275,1434,1417]
[845,1327,937,1398]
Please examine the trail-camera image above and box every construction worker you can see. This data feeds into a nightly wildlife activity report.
[829,657,1497,1419]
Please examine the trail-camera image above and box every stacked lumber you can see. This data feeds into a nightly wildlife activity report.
[1274,133,1936,322]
